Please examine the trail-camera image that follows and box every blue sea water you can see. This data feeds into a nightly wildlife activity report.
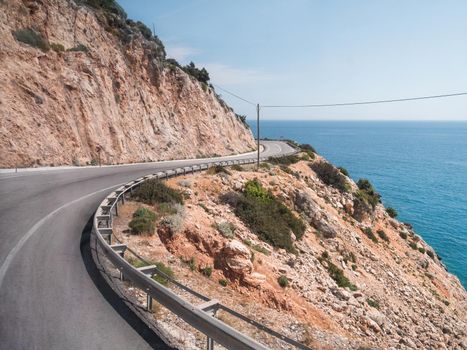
[248,120,467,288]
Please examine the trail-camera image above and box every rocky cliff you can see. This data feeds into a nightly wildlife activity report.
[114,152,467,349]
[0,0,255,168]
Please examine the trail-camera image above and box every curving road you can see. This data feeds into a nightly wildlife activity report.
[0,140,294,350]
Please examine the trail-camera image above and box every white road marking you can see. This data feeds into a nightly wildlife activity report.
[0,182,125,288]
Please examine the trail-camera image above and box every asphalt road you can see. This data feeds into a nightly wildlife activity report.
[0,140,295,350]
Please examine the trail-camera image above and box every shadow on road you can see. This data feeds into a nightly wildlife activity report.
[80,215,173,350]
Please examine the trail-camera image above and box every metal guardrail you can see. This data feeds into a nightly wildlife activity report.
[92,151,311,350]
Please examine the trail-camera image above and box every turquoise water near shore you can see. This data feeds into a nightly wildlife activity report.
[248,120,467,288]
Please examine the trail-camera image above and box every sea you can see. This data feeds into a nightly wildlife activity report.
[248,120,467,288]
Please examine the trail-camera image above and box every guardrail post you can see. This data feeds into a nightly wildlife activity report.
[114,203,118,216]
[146,293,153,311]
[207,337,214,350]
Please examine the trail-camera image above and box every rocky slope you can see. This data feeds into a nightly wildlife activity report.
[0,0,255,168]
[114,153,467,350]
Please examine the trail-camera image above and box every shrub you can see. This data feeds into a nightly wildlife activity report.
[201,266,212,277]
[268,155,300,166]
[186,257,196,271]
[12,28,50,52]
[426,250,435,259]
[377,229,390,242]
[67,43,89,52]
[355,179,381,208]
[215,221,235,238]
[182,61,210,84]
[367,298,380,309]
[252,244,271,256]
[409,242,418,250]
[399,232,408,240]
[363,228,378,243]
[338,167,349,176]
[310,161,350,192]
[319,252,357,290]
[132,179,184,205]
[82,0,127,18]
[230,164,243,171]
[219,279,228,287]
[300,143,316,154]
[152,262,174,286]
[50,43,65,52]
[223,180,305,252]
[278,275,289,288]
[327,261,357,290]
[156,202,178,216]
[129,207,157,234]
[418,247,426,254]
[386,207,398,218]
[207,165,231,175]
[351,264,357,271]
[242,239,252,247]
[299,144,316,158]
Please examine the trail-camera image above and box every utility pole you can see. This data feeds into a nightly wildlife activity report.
[256,103,260,169]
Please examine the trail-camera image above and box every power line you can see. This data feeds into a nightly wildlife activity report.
[211,83,257,106]
[261,92,467,108]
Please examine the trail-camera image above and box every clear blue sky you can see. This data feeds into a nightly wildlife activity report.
[118,0,467,120]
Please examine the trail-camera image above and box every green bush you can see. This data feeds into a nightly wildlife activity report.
[327,261,357,290]
[201,266,212,277]
[132,179,184,205]
[268,155,300,166]
[224,180,305,252]
[278,275,289,288]
[207,165,231,175]
[409,242,418,250]
[363,228,378,243]
[310,161,350,192]
[367,298,380,309]
[399,232,408,240]
[219,279,228,287]
[377,229,390,242]
[426,250,435,259]
[187,257,196,271]
[67,43,89,52]
[319,252,357,290]
[129,207,157,235]
[299,144,316,158]
[230,164,243,171]
[156,202,178,216]
[356,179,381,208]
[12,28,49,52]
[418,247,426,254]
[252,244,271,256]
[338,167,349,176]
[152,262,174,286]
[81,0,127,18]
[50,43,65,52]
[183,61,210,84]
[386,207,398,218]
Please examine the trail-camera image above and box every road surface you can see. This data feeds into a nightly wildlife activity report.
[0,141,294,350]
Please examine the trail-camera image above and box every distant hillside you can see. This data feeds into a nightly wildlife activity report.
[0,0,255,168]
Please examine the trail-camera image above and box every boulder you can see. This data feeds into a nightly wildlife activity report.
[219,240,253,278]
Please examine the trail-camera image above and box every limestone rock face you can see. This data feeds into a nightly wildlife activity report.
[0,0,255,168]
[294,190,339,238]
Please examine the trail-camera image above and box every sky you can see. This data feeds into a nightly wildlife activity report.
[118,0,467,120]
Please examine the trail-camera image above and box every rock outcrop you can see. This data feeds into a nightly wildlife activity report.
[0,0,255,168]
